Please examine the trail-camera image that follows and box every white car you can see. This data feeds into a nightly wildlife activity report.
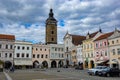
[87,66,109,75]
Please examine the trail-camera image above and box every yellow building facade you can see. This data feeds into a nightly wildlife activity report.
[83,30,102,69]
[83,38,94,69]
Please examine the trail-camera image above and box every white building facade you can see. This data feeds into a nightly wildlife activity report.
[49,44,65,68]
[0,34,15,69]
[64,32,85,66]
[14,41,32,69]
[108,29,120,69]
[76,44,83,64]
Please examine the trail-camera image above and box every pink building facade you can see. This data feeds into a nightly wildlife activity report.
[94,32,113,66]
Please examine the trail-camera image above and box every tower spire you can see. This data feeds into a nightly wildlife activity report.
[99,26,102,33]
[49,8,54,18]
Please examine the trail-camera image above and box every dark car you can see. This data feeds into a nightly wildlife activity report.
[75,66,83,70]
[98,68,120,77]
[63,65,68,68]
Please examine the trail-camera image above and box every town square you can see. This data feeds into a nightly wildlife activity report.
[0,68,120,80]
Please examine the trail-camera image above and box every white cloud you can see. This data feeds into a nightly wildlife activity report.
[0,0,120,44]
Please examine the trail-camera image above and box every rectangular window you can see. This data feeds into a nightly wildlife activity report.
[112,41,114,44]
[18,46,20,50]
[22,53,24,57]
[84,45,86,49]
[87,44,89,49]
[6,45,8,49]
[9,53,12,58]
[91,44,92,48]
[51,38,54,41]
[37,54,39,58]
[45,49,46,51]
[100,42,102,47]
[41,54,43,58]
[104,42,107,46]
[55,48,57,51]
[0,53,1,57]
[22,47,25,50]
[61,48,63,51]
[40,48,42,51]
[96,43,98,48]
[0,44,2,49]
[10,45,13,49]
[5,53,7,57]
[17,53,20,57]
[91,53,93,57]
[59,53,60,58]
[62,54,64,58]
[26,54,29,58]
[88,53,89,57]
[116,40,119,43]
[27,47,29,50]
[33,54,35,58]
[112,49,115,55]
[117,48,120,55]
[46,55,48,58]
[36,48,38,51]
[105,51,107,56]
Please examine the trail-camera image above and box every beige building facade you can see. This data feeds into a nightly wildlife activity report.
[32,44,50,68]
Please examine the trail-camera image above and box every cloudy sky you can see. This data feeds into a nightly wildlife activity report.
[0,0,120,43]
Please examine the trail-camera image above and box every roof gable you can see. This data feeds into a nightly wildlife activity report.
[70,34,86,45]
[94,32,114,41]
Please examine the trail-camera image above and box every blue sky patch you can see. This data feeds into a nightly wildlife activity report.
[21,23,32,28]
[59,19,65,27]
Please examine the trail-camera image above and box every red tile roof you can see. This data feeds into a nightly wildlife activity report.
[70,34,86,45]
[0,34,15,40]
[89,31,99,38]
[94,32,114,41]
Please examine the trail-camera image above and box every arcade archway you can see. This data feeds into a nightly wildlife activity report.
[42,61,48,68]
[66,60,69,66]
[51,60,57,68]
[33,60,39,68]
[90,60,94,68]
[85,60,88,68]
[4,61,12,69]
[58,60,64,68]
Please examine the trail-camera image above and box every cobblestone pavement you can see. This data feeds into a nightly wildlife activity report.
[0,72,6,80]
[2,68,120,80]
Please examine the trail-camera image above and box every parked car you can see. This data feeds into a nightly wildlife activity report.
[87,66,109,75]
[98,68,120,77]
[63,65,68,68]
[75,65,83,70]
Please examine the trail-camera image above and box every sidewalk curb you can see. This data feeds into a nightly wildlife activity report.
[3,72,12,80]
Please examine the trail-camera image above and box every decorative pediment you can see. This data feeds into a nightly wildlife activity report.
[108,31,120,39]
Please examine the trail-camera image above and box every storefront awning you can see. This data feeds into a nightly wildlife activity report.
[107,61,117,64]
[95,60,109,64]
[95,61,105,64]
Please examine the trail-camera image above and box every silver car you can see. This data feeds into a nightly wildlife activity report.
[87,66,109,75]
